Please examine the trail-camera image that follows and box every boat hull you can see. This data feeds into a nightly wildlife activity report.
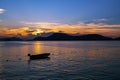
[29,53,50,60]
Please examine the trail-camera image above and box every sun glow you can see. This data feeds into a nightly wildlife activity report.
[0,22,120,37]
[33,29,43,35]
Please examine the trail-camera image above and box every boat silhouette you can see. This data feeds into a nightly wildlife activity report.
[28,53,50,60]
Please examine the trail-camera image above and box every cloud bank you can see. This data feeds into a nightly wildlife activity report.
[0,21,120,38]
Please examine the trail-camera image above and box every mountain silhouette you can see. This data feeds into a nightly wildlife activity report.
[34,33,113,41]
[34,33,74,41]
[0,33,119,41]
[0,37,22,41]
[78,34,112,40]
[114,37,120,40]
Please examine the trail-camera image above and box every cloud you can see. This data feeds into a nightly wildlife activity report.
[39,28,52,31]
[94,18,108,22]
[0,8,5,14]
[92,18,108,23]
[21,21,120,36]
[21,21,60,26]
[0,21,120,37]
[84,18,108,24]
[26,30,37,33]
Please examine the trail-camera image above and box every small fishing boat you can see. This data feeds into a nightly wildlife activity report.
[28,53,50,60]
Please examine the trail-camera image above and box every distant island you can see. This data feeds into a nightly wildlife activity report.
[0,33,120,41]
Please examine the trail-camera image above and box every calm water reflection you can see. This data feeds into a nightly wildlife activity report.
[0,41,120,80]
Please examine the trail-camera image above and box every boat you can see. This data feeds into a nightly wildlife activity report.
[28,53,50,60]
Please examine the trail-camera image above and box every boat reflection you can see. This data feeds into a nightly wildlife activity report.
[27,57,50,70]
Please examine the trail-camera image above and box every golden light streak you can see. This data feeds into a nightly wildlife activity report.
[33,42,43,54]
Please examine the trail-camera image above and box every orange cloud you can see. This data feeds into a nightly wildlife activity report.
[0,22,120,37]
[0,27,29,37]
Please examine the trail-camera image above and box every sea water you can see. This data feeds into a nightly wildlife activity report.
[0,41,120,80]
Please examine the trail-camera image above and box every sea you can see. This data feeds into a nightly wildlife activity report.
[0,41,120,80]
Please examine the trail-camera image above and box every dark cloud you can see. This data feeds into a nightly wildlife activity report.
[40,28,52,31]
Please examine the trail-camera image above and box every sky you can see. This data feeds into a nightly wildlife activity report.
[0,0,120,37]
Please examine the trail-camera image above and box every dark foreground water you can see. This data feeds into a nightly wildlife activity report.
[0,41,120,80]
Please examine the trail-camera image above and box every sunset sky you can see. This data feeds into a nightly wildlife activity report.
[0,0,120,37]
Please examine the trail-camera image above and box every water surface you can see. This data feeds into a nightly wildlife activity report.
[0,41,120,80]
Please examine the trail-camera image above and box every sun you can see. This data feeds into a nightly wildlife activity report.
[36,29,43,35]
[32,29,43,35]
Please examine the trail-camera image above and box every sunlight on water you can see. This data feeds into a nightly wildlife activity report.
[0,41,120,80]
[33,42,43,54]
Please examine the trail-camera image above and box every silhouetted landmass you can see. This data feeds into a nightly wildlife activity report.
[114,37,120,40]
[34,33,113,41]
[0,37,22,41]
[34,33,73,41]
[0,33,119,41]
[78,34,113,40]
